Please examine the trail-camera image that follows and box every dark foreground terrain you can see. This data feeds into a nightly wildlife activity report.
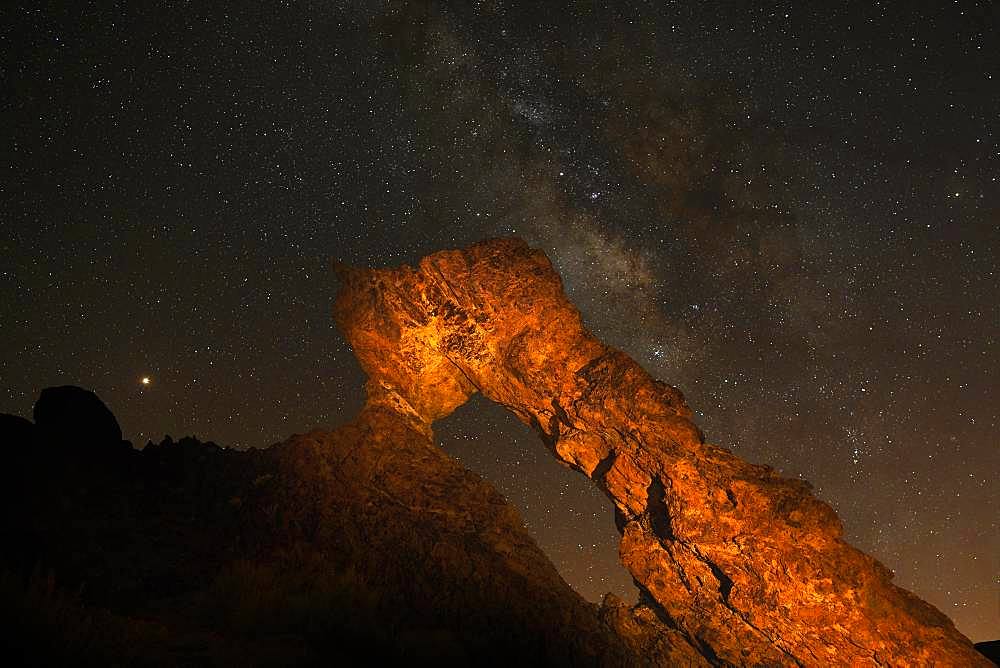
[0,385,640,666]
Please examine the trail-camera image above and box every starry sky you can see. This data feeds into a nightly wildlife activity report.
[3,1,997,642]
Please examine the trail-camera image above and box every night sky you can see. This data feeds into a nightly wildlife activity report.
[3,1,997,641]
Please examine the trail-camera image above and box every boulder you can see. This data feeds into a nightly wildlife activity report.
[33,385,123,447]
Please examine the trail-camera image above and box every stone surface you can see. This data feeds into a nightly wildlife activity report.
[334,237,988,667]
[263,408,643,665]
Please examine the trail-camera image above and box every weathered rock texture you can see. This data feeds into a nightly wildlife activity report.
[334,237,987,667]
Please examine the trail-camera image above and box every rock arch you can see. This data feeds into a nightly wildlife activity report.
[333,237,984,666]
[434,392,638,606]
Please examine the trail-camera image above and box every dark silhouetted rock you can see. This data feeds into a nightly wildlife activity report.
[0,413,38,477]
[32,385,122,447]
[0,413,36,447]
[1,239,987,666]
[977,640,1000,665]
[1,406,639,665]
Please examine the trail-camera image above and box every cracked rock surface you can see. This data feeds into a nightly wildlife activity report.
[334,237,987,667]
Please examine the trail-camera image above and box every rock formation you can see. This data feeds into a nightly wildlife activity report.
[33,385,124,447]
[333,237,988,667]
[1,239,989,666]
[976,640,1000,665]
[1,387,638,665]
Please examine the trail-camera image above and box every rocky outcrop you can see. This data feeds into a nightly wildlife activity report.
[33,385,124,447]
[333,237,987,666]
[266,406,641,665]
[1,387,641,665]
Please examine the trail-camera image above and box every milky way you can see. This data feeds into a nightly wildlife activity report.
[3,2,997,640]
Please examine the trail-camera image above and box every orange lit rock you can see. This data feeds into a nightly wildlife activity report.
[334,237,988,667]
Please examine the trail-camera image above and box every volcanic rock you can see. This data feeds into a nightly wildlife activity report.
[333,237,988,666]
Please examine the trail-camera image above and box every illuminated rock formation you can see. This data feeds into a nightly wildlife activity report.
[334,237,987,667]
